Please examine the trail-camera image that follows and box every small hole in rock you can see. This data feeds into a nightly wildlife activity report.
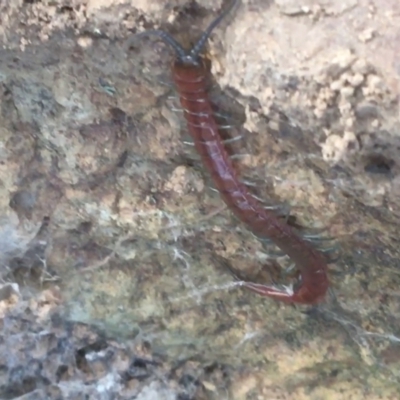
[364,155,394,175]
[56,365,69,381]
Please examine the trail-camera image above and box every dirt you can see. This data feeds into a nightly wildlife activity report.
[0,0,400,399]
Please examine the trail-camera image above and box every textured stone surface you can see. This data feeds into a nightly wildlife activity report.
[0,284,223,399]
[0,0,399,399]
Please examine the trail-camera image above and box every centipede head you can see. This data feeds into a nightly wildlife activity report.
[131,0,239,67]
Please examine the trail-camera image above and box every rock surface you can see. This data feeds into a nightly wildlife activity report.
[0,0,400,399]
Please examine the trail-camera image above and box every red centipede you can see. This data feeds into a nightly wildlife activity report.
[135,0,330,305]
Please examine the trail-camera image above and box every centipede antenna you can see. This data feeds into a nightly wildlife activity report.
[189,0,239,60]
[131,30,187,60]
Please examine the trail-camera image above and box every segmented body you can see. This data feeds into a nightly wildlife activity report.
[137,0,329,304]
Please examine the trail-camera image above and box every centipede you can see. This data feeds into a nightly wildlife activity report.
[134,0,330,305]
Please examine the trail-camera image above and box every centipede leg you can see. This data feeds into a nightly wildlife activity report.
[229,153,251,160]
[302,232,333,241]
[219,251,297,303]
[221,135,244,143]
[282,263,296,275]
[218,256,246,283]
[170,106,185,113]
[182,135,243,146]
[217,121,236,131]
[182,140,195,146]
[236,184,289,213]
[241,281,294,302]
[299,232,340,263]
[255,238,286,257]
[250,232,273,245]
[240,179,257,187]
[320,247,341,264]
[208,186,220,194]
